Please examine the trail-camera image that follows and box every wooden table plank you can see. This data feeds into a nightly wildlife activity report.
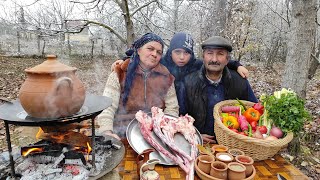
[116,140,309,180]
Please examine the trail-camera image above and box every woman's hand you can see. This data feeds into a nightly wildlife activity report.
[201,134,216,144]
[237,66,249,78]
[104,130,121,140]
[111,59,124,71]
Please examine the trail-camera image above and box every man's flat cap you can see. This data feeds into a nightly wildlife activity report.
[201,36,232,52]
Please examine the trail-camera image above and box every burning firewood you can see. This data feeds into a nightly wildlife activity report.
[37,131,92,149]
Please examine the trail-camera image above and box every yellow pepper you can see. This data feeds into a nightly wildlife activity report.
[222,116,239,129]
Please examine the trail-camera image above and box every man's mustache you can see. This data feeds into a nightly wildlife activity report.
[208,61,220,65]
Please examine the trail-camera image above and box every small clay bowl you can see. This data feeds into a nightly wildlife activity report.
[212,145,228,155]
[228,148,245,158]
[215,152,234,164]
[235,155,254,177]
[228,162,246,180]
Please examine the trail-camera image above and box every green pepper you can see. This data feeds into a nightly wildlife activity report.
[236,98,248,111]
[247,124,252,137]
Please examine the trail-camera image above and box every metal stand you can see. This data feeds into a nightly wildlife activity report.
[3,113,100,178]
[4,121,16,177]
[91,115,97,170]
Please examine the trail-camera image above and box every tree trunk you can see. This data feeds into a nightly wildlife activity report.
[91,39,94,59]
[211,0,227,36]
[42,40,46,56]
[308,57,319,79]
[37,35,41,55]
[17,31,21,55]
[282,0,317,99]
[119,0,135,47]
[173,0,179,32]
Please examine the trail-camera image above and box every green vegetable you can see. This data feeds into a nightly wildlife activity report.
[261,88,311,135]
[247,124,252,137]
[236,98,247,111]
[258,102,272,135]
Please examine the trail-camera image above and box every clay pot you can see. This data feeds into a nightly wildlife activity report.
[19,55,85,118]
[227,162,246,180]
[235,155,254,177]
[197,155,215,174]
[228,148,245,158]
[209,161,228,180]
[212,144,228,155]
[215,152,234,164]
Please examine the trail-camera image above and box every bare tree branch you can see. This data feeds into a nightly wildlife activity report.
[69,0,98,4]
[65,19,127,44]
[130,0,158,17]
[263,1,290,26]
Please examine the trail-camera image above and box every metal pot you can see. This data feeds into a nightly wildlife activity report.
[19,55,86,118]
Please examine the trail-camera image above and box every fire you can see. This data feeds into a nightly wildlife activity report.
[22,147,43,157]
[86,142,92,161]
[36,127,44,140]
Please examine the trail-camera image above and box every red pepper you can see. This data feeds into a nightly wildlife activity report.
[243,107,261,123]
[253,102,264,115]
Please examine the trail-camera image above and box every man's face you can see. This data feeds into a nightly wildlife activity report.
[203,48,229,73]
[171,48,192,67]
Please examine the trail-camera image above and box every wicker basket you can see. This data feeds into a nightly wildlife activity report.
[213,100,293,161]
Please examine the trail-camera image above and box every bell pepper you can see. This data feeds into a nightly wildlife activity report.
[222,116,239,129]
[253,102,264,114]
[243,107,261,123]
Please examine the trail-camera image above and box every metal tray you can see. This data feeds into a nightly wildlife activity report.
[126,114,203,165]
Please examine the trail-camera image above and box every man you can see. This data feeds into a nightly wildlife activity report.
[183,36,258,143]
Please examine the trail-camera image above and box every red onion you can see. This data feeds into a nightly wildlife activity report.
[270,126,283,138]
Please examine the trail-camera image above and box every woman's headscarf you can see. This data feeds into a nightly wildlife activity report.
[122,33,164,106]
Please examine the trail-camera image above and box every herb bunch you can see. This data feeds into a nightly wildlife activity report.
[261,88,311,135]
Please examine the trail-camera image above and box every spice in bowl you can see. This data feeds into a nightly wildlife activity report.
[228,148,245,157]
[216,152,234,164]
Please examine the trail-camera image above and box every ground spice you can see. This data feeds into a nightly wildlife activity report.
[238,157,250,163]
[218,154,232,161]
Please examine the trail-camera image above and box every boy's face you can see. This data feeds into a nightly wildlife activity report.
[171,48,192,67]
[203,48,229,73]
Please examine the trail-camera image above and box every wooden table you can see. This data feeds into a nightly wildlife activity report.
[117,140,309,180]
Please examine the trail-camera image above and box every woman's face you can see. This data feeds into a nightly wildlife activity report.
[138,41,163,70]
[171,48,192,67]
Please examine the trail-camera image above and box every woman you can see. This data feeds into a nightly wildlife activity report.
[97,33,179,139]
[161,32,248,114]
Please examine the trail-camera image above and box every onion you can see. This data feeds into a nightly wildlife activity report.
[264,136,278,140]
[270,126,283,138]
[253,129,263,139]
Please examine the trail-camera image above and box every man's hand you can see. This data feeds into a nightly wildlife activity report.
[105,130,121,140]
[201,134,216,144]
[237,66,249,78]
[111,59,124,71]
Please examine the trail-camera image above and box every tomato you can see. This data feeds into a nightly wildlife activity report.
[258,125,268,134]
[250,121,257,131]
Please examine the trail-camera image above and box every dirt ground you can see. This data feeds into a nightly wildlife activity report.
[0,56,319,179]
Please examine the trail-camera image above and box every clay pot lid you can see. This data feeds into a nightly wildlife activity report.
[25,55,77,74]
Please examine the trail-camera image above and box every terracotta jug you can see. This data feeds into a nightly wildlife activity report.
[19,55,86,118]
[136,148,155,176]
[140,159,160,180]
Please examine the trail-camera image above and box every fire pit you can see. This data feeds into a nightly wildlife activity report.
[0,94,125,179]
